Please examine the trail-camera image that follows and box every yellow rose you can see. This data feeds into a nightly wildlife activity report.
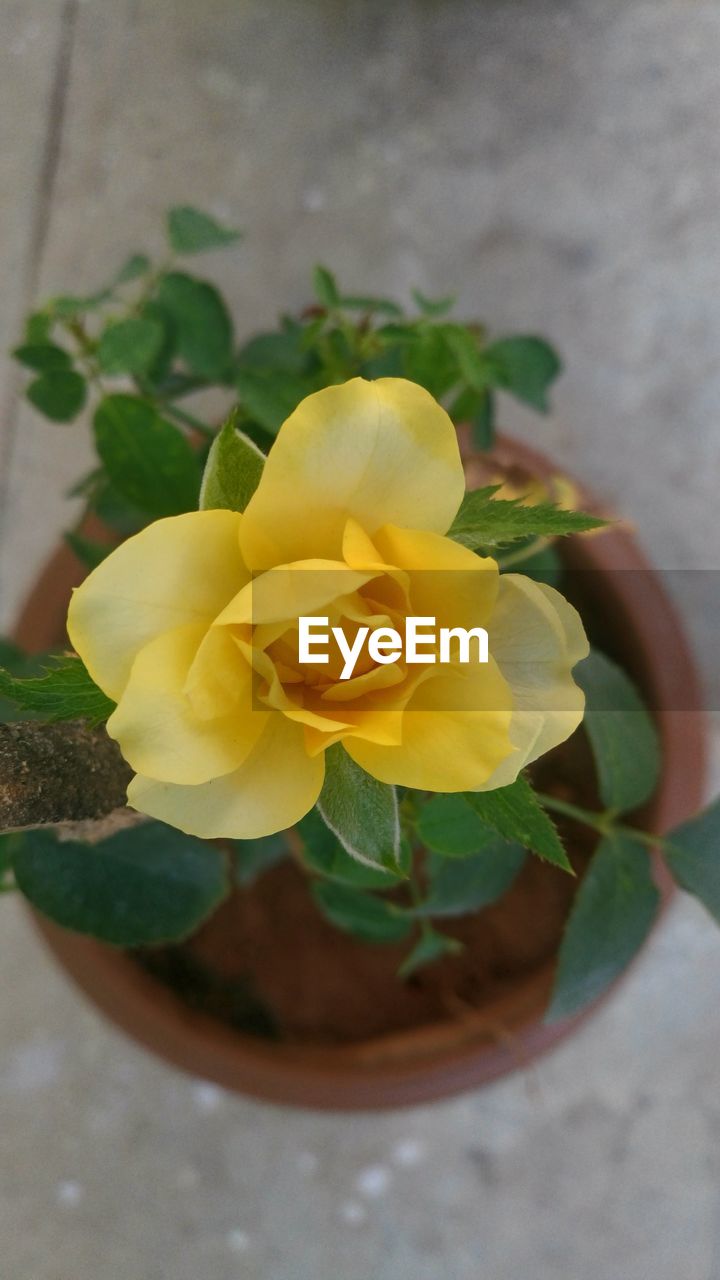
[67,378,588,839]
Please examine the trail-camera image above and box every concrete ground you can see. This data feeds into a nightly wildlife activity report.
[0,2,719,1277]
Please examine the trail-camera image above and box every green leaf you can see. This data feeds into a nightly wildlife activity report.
[0,655,115,726]
[447,486,606,550]
[449,386,495,449]
[663,799,720,925]
[311,880,412,943]
[338,294,403,317]
[403,327,462,398]
[0,641,50,723]
[230,833,288,886]
[0,638,33,671]
[471,390,495,450]
[12,822,230,946]
[167,206,242,255]
[24,311,53,344]
[312,264,340,309]
[465,776,572,870]
[299,315,326,351]
[484,336,562,412]
[97,317,165,376]
[513,543,563,585]
[50,290,112,317]
[236,329,310,376]
[298,807,409,888]
[199,411,265,512]
[138,299,177,385]
[238,419,275,454]
[374,322,418,344]
[235,368,311,434]
[411,289,456,318]
[418,842,526,917]
[114,253,151,284]
[157,272,234,379]
[26,370,86,422]
[416,793,500,858]
[441,325,492,391]
[575,649,661,814]
[321,326,355,375]
[317,745,400,871]
[547,834,660,1021]
[360,345,406,379]
[398,926,462,978]
[64,531,112,570]
[447,385,476,421]
[78,469,146,538]
[13,343,72,373]
[94,394,200,517]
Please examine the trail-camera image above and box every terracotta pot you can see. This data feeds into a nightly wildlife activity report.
[14,438,707,1110]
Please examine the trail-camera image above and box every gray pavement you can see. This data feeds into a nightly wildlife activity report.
[1,2,720,1276]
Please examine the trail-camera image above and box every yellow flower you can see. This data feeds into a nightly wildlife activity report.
[67,378,588,839]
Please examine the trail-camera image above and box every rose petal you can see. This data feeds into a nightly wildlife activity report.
[476,574,588,790]
[346,657,515,790]
[127,714,324,839]
[107,623,266,785]
[67,510,246,700]
[240,378,465,567]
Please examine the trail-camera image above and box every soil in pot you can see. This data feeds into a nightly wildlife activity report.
[134,733,599,1047]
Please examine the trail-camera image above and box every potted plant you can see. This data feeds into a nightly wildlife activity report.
[0,208,711,1110]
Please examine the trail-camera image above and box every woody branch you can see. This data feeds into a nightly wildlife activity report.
[0,721,132,833]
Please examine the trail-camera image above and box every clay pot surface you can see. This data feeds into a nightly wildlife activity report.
[15,439,707,1109]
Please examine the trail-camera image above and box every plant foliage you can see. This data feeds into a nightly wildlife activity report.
[0,655,114,726]
[9,209,713,1007]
